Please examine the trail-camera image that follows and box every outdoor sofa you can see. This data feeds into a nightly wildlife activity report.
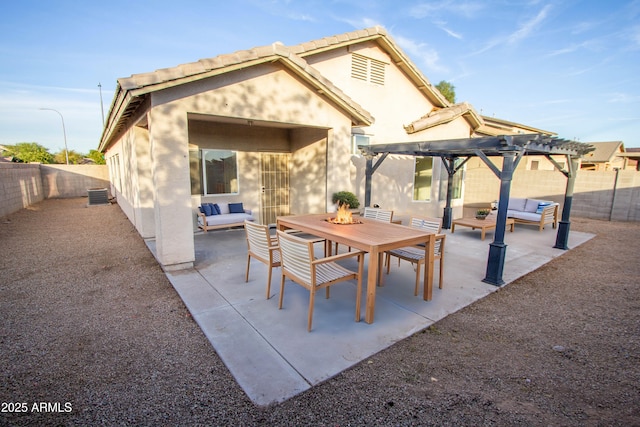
[197,202,254,232]
[506,197,559,231]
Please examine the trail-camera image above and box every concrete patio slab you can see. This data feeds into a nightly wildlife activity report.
[147,223,594,406]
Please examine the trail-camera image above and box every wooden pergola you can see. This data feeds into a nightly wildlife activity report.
[359,134,595,286]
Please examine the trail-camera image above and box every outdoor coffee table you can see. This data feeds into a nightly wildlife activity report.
[451,216,515,241]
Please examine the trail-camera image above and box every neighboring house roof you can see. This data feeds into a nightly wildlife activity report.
[476,116,556,137]
[99,26,456,152]
[581,141,624,162]
[403,102,483,134]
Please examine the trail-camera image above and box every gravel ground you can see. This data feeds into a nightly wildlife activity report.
[1,198,639,426]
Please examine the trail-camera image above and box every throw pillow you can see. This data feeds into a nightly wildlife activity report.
[202,203,213,216]
[229,202,244,214]
[213,203,221,215]
[536,202,551,214]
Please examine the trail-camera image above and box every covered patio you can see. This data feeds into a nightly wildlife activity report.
[147,220,594,406]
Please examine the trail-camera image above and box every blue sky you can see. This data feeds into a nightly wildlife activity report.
[1,0,639,155]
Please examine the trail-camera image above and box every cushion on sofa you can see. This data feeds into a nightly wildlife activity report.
[213,203,221,215]
[205,212,254,226]
[509,211,544,222]
[508,198,527,211]
[201,203,214,216]
[229,202,244,213]
[217,203,230,215]
[524,198,545,213]
[536,202,552,214]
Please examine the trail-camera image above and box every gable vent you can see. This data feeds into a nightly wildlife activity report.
[351,53,385,85]
[351,54,368,81]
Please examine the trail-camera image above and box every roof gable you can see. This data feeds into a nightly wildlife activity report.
[100,38,377,151]
[582,141,624,162]
[290,26,450,107]
[404,102,483,134]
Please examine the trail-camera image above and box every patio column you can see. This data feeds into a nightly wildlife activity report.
[483,152,516,286]
[442,157,454,230]
[364,154,373,207]
[362,152,389,208]
[554,156,580,250]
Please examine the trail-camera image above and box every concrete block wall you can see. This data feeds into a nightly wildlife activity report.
[464,167,640,222]
[41,165,110,198]
[0,163,44,218]
[0,163,109,219]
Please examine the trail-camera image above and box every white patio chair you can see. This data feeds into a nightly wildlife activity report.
[363,207,394,222]
[385,216,445,296]
[244,220,281,299]
[276,230,364,332]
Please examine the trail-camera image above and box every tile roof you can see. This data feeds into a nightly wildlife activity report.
[403,102,483,134]
[582,141,624,162]
[104,29,420,150]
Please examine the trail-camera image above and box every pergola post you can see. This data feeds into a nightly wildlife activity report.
[442,157,454,229]
[440,156,469,230]
[364,155,373,207]
[362,152,389,208]
[554,156,580,250]
[483,152,517,286]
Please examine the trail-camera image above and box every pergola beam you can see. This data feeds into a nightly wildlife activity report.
[359,134,594,287]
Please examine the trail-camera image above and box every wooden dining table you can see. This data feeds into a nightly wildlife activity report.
[276,213,436,324]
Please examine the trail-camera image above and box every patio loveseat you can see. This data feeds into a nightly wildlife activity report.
[506,197,559,231]
[197,202,254,232]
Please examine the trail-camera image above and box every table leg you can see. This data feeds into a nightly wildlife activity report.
[365,249,379,323]
[481,228,486,241]
[423,234,435,301]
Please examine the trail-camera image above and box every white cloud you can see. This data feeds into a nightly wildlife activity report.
[469,4,552,56]
[434,20,463,39]
[337,16,383,30]
[628,25,640,48]
[607,92,640,104]
[507,4,552,45]
[410,1,484,19]
[393,34,448,73]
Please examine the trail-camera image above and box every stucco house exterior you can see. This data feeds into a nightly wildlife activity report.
[98,26,498,270]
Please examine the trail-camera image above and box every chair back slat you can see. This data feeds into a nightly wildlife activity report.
[245,221,275,261]
[363,207,394,223]
[409,216,442,234]
[277,231,313,284]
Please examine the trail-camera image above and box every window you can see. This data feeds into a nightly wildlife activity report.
[413,157,433,201]
[351,53,386,85]
[108,154,122,192]
[530,160,539,170]
[352,134,370,154]
[190,149,239,195]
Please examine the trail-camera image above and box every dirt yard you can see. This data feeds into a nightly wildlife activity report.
[1,198,638,426]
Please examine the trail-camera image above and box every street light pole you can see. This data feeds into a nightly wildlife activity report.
[98,82,105,126]
[40,108,69,165]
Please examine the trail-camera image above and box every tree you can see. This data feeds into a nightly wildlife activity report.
[435,80,456,104]
[53,149,84,164]
[1,142,53,163]
[86,149,106,165]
